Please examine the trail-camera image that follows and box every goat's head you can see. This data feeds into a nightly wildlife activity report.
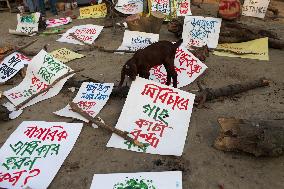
[122,59,137,81]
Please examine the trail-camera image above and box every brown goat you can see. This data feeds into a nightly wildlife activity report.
[118,39,183,88]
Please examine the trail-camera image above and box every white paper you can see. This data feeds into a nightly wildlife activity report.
[115,0,144,14]
[117,30,159,53]
[54,82,113,122]
[149,45,207,88]
[182,16,222,48]
[16,12,40,34]
[0,52,31,83]
[90,171,182,189]
[0,121,83,189]
[46,17,72,28]
[242,0,270,18]
[176,0,192,16]
[107,77,195,156]
[150,0,171,15]
[57,24,104,45]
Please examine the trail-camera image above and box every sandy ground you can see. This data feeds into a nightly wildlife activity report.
[0,2,284,189]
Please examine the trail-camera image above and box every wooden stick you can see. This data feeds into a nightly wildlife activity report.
[70,102,144,147]
[214,48,259,55]
[15,69,83,110]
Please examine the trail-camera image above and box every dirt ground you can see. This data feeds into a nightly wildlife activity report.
[0,1,284,189]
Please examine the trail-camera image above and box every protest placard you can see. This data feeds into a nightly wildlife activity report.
[176,0,192,16]
[16,12,40,34]
[0,52,31,83]
[46,17,72,28]
[117,30,159,53]
[242,0,270,18]
[149,45,207,88]
[54,82,113,122]
[107,77,195,156]
[115,0,144,14]
[57,25,104,45]
[50,48,85,63]
[213,37,269,61]
[79,3,107,19]
[90,171,182,189]
[182,16,222,48]
[0,121,83,189]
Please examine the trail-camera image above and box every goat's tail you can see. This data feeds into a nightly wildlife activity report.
[173,38,183,49]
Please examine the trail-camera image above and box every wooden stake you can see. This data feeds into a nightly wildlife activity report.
[69,102,144,147]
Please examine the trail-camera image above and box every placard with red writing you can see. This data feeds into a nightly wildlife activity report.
[176,0,192,16]
[115,0,144,15]
[46,17,72,28]
[107,77,195,156]
[0,121,83,189]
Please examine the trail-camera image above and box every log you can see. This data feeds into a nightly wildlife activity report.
[214,117,284,157]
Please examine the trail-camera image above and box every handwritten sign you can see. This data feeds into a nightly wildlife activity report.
[16,12,40,34]
[107,77,195,156]
[0,121,83,189]
[46,17,72,28]
[50,48,85,63]
[79,3,107,19]
[90,171,182,189]
[182,16,222,48]
[176,0,192,16]
[115,0,144,14]
[57,24,104,45]
[117,30,159,53]
[0,52,31,83]
[149,45,207,88]
[54,82,113,122]
[213,37,269,60]
[242,0,270,18]
[150,0,171,15]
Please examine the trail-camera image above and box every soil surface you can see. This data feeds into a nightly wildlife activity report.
[0,1,284,189]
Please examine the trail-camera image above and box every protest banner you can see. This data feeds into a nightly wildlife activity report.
[0,52,31,83]
[46,17,72,28]
[16,12,40,34]
[115,0,144,14]
[54,82,113,122]
[149,0,177,21]
[117,30,159,53]
[0,121,83,189]
[50,48,85,63]
[149,45,207,88]
[242,0,270,18]
[57,25,104,45]
[107,77,195,156]
[176,0,192,16]
[182,16,222,48]
[90,171,182,189]
[79,3,107,19]
[213,37,269,61]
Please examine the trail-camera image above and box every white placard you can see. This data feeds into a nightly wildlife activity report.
[16,12,40,34]
[54,82,113,122]
[90,171,182,189]
[242,0,270,18]
[0,52,31,83]
[182,16,222,48]
[115,0,144,14]
[0,121,83,189]
[107,77,195,156]
[57,24,104,45]
[117,30,159,52]
[176,0,192,16]
[46,17,72,28]
[149,45,207,88]
[150,0,171,15]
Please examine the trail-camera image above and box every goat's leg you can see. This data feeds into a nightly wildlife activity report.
[118,68,126,87]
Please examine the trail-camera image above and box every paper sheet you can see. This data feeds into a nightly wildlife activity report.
[50,48,85,63]
[242,0,271,18]
[114,0,144,14]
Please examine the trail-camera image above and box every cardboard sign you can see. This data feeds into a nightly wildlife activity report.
[79,3,107,19]
[54,82,113,122]
[176,0,192,16]
[50,48,85,63]
[90,171,182,189]
[0,52,31,83]
[117,30,159,52]
[46,17,72,28]
[213,37,269,61]
[16,12,40,34]
[0,121,83,189]
[107,77,195,156]
[3,50,72,118]
[242,0,270,18]
[149,45,207,88]
[57,24,104,45]
[115,0,144,14]
[182,16,222,48]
